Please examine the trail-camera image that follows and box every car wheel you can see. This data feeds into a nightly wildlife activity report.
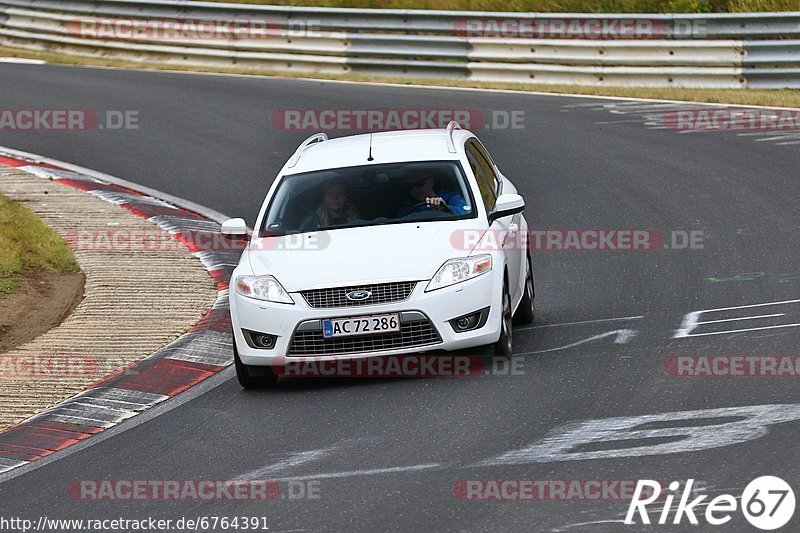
[513,256,535,325]
[234,341,279,389]
[494,283,513,356]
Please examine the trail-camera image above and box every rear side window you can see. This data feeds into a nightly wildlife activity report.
[465,139,498,212]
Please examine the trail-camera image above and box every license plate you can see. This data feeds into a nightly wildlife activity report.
[322,313,400,338]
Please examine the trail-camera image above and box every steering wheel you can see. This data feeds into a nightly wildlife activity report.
[408,200,449,213]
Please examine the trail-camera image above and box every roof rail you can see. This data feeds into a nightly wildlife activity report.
[446,121,461,153]
[287,132,328,168]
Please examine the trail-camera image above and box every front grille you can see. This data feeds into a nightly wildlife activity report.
[300,281,416,309]
[288,317,441,356]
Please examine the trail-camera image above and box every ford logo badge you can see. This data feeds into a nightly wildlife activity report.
[346,290,372,301]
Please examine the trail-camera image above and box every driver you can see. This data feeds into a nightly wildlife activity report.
[396,169,468,217]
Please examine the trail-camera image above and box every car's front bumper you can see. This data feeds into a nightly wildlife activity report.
[230,268,504,366]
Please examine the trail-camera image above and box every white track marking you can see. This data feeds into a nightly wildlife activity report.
[694,298,800,313]
[552,520,628,531]
[0,57,45,64]
[755,134,800,142]
[575,101,800,147]
[523,316,643,330]
[478,404,800,466]
[235,447,338,480]
[674,299,800,338]
[681,323,800,338]
[697,313,785,325]
[524,329,636,354]
[271,463,443,481]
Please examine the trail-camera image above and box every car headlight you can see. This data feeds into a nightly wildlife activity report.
[425,255,492,292]
[235,275,294,304]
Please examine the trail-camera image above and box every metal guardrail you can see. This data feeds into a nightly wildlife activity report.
[0,0,797,88]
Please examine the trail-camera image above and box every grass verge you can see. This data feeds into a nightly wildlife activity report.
[0,192,80,294]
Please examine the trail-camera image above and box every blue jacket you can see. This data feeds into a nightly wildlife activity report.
[396,189,469,217]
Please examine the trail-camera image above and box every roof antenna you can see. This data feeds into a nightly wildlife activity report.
[367,132,374,162]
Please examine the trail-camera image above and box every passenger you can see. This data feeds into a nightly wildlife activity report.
[396,169,468,217]
[300,179,359,230]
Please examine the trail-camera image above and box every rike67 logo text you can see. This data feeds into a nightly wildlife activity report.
[626,477,795,530]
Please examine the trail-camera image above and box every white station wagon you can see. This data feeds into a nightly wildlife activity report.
[223,122,534,387]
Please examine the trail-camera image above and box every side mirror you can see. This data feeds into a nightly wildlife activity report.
[488,194,525,224]
[220,218,248,236]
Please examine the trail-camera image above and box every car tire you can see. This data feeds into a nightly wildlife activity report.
[493,283,513,357]
[234,341,279,389]
[513,256,535,325]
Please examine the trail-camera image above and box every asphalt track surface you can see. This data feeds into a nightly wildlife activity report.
[1,64,800,532]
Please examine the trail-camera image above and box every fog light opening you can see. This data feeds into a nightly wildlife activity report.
[244,330,278,349]
[449,307,489,333]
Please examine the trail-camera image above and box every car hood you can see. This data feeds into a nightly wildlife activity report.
[246,220,486,292]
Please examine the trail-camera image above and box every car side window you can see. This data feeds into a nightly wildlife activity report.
[465,139,497,212]
[473,140,501,195]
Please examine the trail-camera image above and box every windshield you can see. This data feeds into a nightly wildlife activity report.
[259,161,476,237]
